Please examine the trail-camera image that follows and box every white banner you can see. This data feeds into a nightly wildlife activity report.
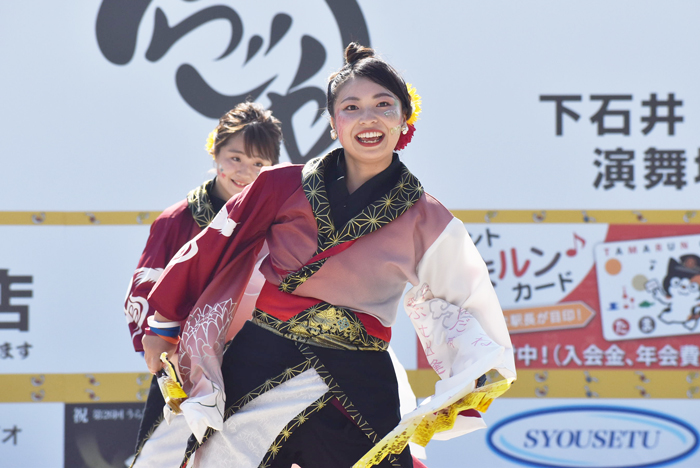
[0,226,147,373]
[429,399,700,468]
[3,1,700,211]
[0,403,64,467]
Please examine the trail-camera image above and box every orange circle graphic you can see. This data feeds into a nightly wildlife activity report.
[605,258,622,275]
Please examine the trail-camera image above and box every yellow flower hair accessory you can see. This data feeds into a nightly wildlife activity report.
[395,83,422,151]
[205,129,217,158]
[406,83,422,126]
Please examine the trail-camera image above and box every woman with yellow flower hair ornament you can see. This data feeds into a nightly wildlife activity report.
[142,42,515,468]
[123,101,283,467]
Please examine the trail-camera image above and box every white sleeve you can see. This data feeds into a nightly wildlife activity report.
[404,217,516,392]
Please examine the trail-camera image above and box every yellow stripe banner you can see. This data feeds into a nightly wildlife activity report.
[1,210,699,225]
[406,369,699,399]
[1,369,697,403]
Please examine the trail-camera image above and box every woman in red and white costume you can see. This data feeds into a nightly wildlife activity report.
[139,44,516,468]
[124,102,282,465]
[125,102,282,355]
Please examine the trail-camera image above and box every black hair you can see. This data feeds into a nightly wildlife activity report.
[327,43,412,123]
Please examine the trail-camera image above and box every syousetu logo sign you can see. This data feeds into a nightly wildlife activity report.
[487,406,698,468]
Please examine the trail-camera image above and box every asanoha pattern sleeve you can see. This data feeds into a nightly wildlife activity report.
[404,217,516,386]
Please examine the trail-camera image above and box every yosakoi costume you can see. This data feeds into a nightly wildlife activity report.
[124,179,266,464]
[135,149,515,468]
[125,178,229,351]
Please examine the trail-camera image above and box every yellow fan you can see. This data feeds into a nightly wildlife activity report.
[156,352,188,414]
[353,378,512,468]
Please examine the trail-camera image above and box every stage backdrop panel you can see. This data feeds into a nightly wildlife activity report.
[2,1,700,211]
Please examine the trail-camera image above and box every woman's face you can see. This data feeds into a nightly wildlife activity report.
[214,133,272,198]
[331,77,404,166]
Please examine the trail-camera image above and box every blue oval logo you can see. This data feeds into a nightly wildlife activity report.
[487,405,699,468]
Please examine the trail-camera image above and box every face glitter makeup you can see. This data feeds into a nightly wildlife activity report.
[384,109,400,119]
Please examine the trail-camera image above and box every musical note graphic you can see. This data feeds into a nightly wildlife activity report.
[622,286,635,310]
[566,233,586,257]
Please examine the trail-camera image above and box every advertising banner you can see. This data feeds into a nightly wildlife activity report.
[0,225,150,374]
[468,221,700,373]
[64,403,144,468]
[0,402,146,468]
[422,399,699,468]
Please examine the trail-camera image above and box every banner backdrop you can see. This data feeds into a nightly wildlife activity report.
[460,221,700,398]
[1,1,699,467]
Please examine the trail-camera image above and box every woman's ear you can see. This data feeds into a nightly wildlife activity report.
[329,118,338,140]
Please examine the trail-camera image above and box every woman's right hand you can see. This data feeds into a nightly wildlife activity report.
[142,334,177,374]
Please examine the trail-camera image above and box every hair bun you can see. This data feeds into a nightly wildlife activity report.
[344,42,374,65]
